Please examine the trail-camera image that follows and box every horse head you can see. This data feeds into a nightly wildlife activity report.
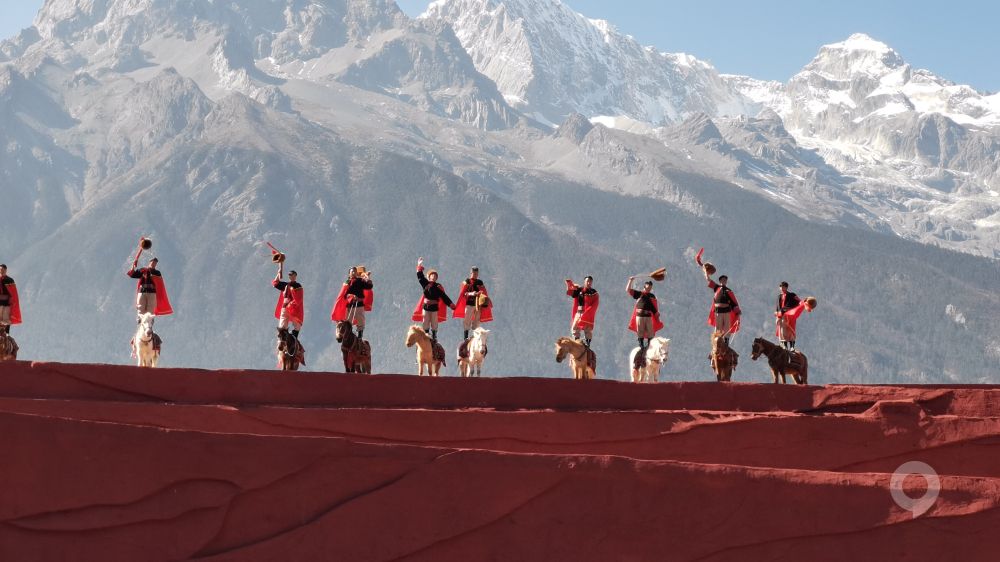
[335,321,351,343]
[405,325,422,348]
[473,327,489,345]
[650,337,670,363]
[751,338,765,361]
[555,338,570,363]
[137,313,155,341]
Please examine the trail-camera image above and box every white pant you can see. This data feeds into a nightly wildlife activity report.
[463,305,481,330]
[421,309,439,331]
[136,293,157,316]
[278,308,301,331]
[0,305,10,325]
[345,305,365,329]
[572,311,592,340]
[635,315,654,339]
[715,309,733,335]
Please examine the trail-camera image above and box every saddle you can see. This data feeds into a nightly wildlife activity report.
[151,333,163,353]
[432,341,446,366]
[784,349,804,370]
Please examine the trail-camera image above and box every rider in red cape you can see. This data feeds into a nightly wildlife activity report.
[412,258,456,341]
[566,276,599,347]
[0,264,22,334]
[452,266,493,341]
[704,269,740,342]
[775,281,807,351]
[273,262,304,338]
[626,276,664,369]
[127,256,173,316]
[330,266,374,338]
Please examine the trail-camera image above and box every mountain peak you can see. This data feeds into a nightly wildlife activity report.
[804,33,905,80]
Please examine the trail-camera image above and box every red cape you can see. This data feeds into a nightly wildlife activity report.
[452,282,493,323]
[2,279,22,325]
[628,296,664,334]
[330,284,374,322]
[707,286,740,334]
[566,281,599,329]
[129,269,173,316]
[273,281,304,324]
[411,293,449,323]
[775,302,807,339]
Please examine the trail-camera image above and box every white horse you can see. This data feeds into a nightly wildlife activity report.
[458,327,489,377]
[629,337,670,383]
[131,312,159,367]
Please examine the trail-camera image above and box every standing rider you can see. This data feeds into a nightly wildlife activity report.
[413,257,456,341]
[626,276,663,370]
[566,276,599,347]
[273,262,304,340]
[705,269,740,343]
[0,264,22,335]
[775,281,806,351]
[331,266,374,339]
[127,252,172,319]
[453,266,493,341]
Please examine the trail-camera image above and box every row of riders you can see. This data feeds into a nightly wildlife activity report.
[0,245,814,383]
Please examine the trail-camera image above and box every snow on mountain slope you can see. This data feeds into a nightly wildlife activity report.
[423,0,758,126]
[725,33,1000,257]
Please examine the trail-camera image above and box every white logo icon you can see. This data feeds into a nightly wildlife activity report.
[890,461,940,518]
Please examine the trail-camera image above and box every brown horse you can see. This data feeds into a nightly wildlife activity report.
[276,328,305,371]
[336,321,371,374]
[555,337,596,380]
[751,337,808,384]
[709,330,738,382]
[0,331,18,361]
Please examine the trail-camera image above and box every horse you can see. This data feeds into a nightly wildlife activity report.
[458,327,489,377]
[336,320,371,374]
[554,337,596,380]
[629,337,670,383]
[405,325,445,376]
[276,328,305,371]
[131,312,160,368]
[0,331,18,361]
[709,330,739,382]
[751,337,808,385]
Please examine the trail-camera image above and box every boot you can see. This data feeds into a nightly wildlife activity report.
[1,324,8,335]
[585,338,591,348]
[357,328,364,340]
[431,329,437,341]
[463,330,469,340]
[291,329,300,341]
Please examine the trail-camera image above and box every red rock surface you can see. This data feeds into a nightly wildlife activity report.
[1,360,998,561]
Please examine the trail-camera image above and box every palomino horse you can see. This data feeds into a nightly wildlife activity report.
[131,312,160,368]
[0,331,18,361]
[336,321,371,374]
[709,330,739,382]
[276,328,305,371]
[554,337,596,380]
[458,327,489,377]
[629,337,670,383]
[405,325,445,376]
[751,337,808,384]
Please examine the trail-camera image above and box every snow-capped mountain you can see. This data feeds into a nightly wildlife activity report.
[2,0,1000,383]
[422,0,758,126]
[725,33,1000,257]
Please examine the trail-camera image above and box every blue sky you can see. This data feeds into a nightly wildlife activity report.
[3,0,997,92]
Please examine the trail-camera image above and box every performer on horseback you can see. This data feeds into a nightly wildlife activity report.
[566,276,599,347]
[413,258,456,341]
[0,264,22,335]
[704,269,740,344]
[331,266,373,339]
[626,276,664,370]
[775,281,802,351]
[273,262,304,341]
[775,281,811,351]
[453,266,493,341]
[127,254,172,320]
